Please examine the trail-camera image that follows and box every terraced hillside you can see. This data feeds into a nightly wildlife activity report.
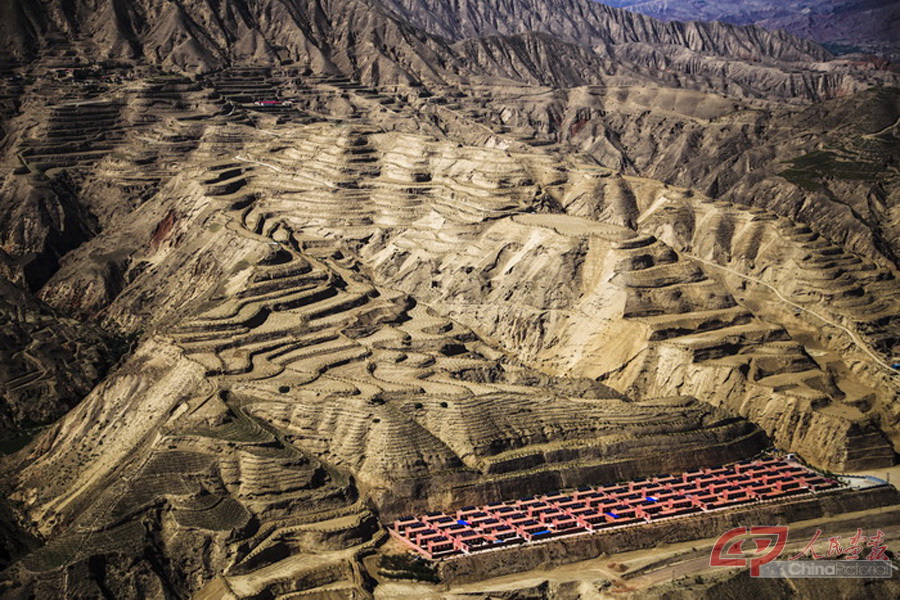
[0,0,898,597]
[0,279,117,449]
[2,145,767,597]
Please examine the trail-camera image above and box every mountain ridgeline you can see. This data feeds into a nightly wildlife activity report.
[605,1,900,61]
[0,0,875,102]
[0,1,898,599]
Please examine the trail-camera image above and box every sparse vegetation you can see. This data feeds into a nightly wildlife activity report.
[377,553,439,583]
[3,3,899,598]
[109,329,143,365]
[779,149,885,191]
[0,421,46,455]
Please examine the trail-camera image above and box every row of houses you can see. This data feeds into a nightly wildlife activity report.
[389,456,841,559]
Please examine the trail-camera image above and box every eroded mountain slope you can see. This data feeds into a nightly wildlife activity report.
[607,0,900,61]
[0,2,897,598]
[2,138,765,596]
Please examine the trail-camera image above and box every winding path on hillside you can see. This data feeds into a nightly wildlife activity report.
[685,252,897,375]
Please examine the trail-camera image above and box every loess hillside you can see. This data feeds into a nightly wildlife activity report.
[0,1,897,599]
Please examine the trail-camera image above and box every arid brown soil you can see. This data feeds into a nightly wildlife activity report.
[0,1,897,598]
